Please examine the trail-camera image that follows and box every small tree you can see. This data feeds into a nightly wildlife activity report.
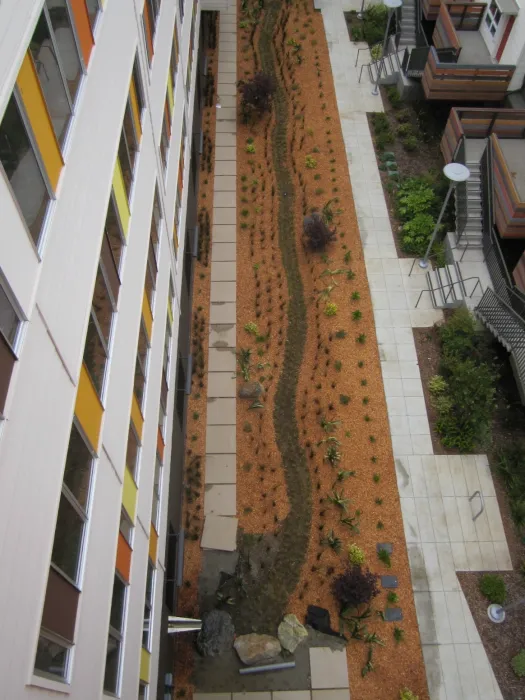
[332,566,380,612]
[303,213,336,251]
[238,73,276,123]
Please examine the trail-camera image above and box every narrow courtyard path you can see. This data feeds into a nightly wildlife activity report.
[320,1,510,698]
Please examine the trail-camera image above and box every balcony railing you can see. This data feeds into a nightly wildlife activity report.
[419,3,515,100]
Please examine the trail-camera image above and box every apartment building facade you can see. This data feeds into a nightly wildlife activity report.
[0,0,204,697]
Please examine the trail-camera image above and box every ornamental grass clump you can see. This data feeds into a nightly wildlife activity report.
[479,573,506,605]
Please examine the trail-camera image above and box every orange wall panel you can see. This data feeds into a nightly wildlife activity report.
[116,532,132,582]
[149,525,158,562]
[16,53,63,191]
[157,428,165,462]
[70,0,94,66]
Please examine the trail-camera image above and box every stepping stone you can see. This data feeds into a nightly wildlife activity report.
[309,648,349,689]
[376,543,393,554]
[381,575,398,588]
[384,607,403,622]
[201,514,237,551]
[312,692,350,700]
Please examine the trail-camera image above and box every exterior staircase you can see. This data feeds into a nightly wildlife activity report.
[423,261,484,310]
[475,287,525,398]
[398,0,417,48]
[364,49,405,85]
[455,159,484,248]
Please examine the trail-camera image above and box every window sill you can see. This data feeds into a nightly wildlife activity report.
[29,674,70,695]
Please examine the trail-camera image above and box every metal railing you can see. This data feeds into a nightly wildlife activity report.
[415,275,482,307]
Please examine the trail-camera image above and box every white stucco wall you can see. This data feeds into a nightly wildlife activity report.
[0,0,199,696]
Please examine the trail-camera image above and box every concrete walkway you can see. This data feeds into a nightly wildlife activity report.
[201,0,239,553]
[320,2,510,698]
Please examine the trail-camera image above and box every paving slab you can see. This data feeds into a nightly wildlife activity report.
[217,82,236,96]
[212,225,236,243]
[211,281,237,303]
[214,191,237,208]
[311,692,350,700]
[218,62,237,74]
[215,146,237,161]
[273,693,311,700]
[209,323,236,348]
[205,454,236,484]
[215,175,237,191]
[210,302,236,324]
[211,261,236,282]
[309,648,349,689]
[381,575,398,588]
[207,371,236,397]
[232,695,270,700]
[384,607,403,622]
[207,397,236,425]
[212,242,237,261]
[219,95,236,108]
[194,694,232,700]
[216,122,237,137]
[214,208,237,225]
[204,484,237,516]
[206,424,236,454]
[215,132,237,147]
[201,514,237,551]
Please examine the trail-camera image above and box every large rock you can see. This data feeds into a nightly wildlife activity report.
[239,382,264,399]
[234,633,281,665]
[278,614,308,653]
[196,610,235,657]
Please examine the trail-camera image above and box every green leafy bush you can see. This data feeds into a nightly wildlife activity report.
[397,123,414,138]
[512,650,525,678]
[325,302,338,317]
[428,374,447,395]
[401,213,436,256]
[496,442,525,529]
[306,155,317,169]
[396,108,411,123]
[376,131,395,151]
[402,135,418,151]
[438,307,482,362]
[371,112,390,134]
[362,4,389,45]
[399,691,419,700]
[479,574,506,605]
[396,178,437,222]
[386,86,402,108]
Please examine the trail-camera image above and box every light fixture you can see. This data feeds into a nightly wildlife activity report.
[418,162,470,269]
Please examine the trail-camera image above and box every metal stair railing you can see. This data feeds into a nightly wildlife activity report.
[358,48,405,83]
[475,287,525,384]
[415,275,482,307]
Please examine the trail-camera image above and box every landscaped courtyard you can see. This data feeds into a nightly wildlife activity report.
[172,0,525,698]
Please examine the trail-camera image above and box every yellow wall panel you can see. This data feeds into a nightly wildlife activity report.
[167,75,174,116]
[112,161,130,238]
[142,295,153,341]
[129,80,142,140]
[130,394,144,441]
[149,525,158,562]
[167,297,173,326]
[75,364,103,452]
[140,649,150,682]
[122,468,138,522]
[16,53,64,191]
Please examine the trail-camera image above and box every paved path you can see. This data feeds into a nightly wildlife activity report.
[201,0,239,552]
[320,2,510,698]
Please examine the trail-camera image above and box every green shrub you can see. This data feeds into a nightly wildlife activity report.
[376,131,395,151]
[386,86,402,108]
[306,155,317,169]
[401,213,436,256]
[396,108,411,123]
[403,136,418,151]
[479,574,506,605]
[325,302,338,317]
[511,650,525,678]
[397,123,414,138]
[399,691,419,700]
[351,25,364,41]
[428,374,447,396]
[396,178,437,222]
[438,307,480,362]
[348,543,365,565]
[496,442,525,529]
[362,4,389,45]
[371,112,390,134]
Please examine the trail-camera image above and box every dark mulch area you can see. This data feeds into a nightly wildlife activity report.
[366,88,448,258]
[413,324,525,568]
[459,571,525,700]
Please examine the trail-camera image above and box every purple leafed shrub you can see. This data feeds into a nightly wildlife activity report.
[332,566,380,610]
[239,73,276,123]
[303,213,336,251]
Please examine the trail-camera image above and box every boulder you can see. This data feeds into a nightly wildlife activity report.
[278,614,308,653]
[196,610,235,657]
[234,633,281,665]
[239,382,264,399]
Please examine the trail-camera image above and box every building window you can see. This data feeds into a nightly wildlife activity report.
[120,509,133,545]
[118,127,136,200]
[0,281,22,351]
[51,423,93,584]
[44,1,83,102]
[123,102,139,173]
[151,455,162,530]
[83,262,115,397]
[134,321,149,409]
[103,574,127,694]
[171,25,180,81]
[142,561,155,649]
[35,633,70,680]
[145,0,161,35]
[485,0,502,36]
[173,189,181,254]
[160,95,171,171]
[179,0,185,23]
[126,422,141,480]
[145,189,161,308]
[104,196,125,277]
[139,682,149,699]
[132,57,146,117]
[0,96,51,245]
[85,0,102,30]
